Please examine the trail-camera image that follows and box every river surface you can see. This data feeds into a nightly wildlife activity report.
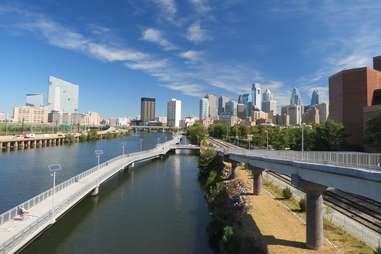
[0,132,213,254]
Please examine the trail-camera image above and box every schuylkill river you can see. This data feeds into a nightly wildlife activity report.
[0,132,213,254]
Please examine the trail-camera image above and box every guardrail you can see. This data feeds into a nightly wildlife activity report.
[227,149,381,170]
[0,135,182,253]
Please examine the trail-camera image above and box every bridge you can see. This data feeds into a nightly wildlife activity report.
[0,134,66,151]
[130,125,172,132]
[209,138,381,250]
[0,135,196,254]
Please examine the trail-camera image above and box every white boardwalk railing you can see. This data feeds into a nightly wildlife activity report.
[0,135,185,254]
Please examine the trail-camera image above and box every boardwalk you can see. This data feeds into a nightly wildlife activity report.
[0,135,196,254]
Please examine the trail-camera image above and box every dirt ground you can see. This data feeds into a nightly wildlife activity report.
[236,168,338,254]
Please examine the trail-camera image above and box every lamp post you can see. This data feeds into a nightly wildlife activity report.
[140,138,143,151]
[5,113,8,136]
[48,164,62,224]
[95,149,103,169]
[265,130,269,150]
[122,143,126,155]
[301,123,305,159]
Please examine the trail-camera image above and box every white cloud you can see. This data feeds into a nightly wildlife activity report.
[142,28,176,50]
[186,22,211,43]
[153,0,176,20]
[178,50,202,61]
[163,83,204,97]
[190,0,211,13]
[125,59,168,71]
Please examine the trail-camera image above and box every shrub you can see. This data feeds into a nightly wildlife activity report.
[282,187,292,199]
[220,225,240,254]
[375,246,381,254]
[299,198,306,212]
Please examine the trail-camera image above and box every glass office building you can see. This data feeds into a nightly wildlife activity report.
[48,76,79,113]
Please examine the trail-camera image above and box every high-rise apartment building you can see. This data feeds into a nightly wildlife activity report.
[48,76,79,113]
[311,89,320,105]
[26,93,44,107]
[167,98,182,128]
[199,98,210,120]
[13,106,48,124]
[141,97,156,123]
[204,94,218,120]
[288,104,303,125]
[237,103,247,119]
[251,83,262,110]
[242,93,252,105]
[218,96,229,115]
[329,57,381,146]
[290,87,302,105]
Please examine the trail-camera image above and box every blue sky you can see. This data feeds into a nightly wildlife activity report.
[0,0,381,118]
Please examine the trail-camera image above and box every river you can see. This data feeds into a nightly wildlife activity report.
[0,132,213,254]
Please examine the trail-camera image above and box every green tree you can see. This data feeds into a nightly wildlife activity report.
[186,123,208,144]
[209,123,228,139]
[313,120,346,151]
[365,109,381,151]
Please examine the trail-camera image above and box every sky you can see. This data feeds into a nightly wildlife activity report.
[0,0,381,118]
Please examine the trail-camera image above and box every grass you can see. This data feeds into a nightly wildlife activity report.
[262,178,375,254]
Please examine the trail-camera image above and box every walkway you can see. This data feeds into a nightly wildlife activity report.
[0,135,194,254]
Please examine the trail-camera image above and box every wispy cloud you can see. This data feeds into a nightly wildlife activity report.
[190,0,211,13]
[152,0,176,21]
[141,28,177,50]
[186,22,211,43]
[162,83,204,97]
[178,50,202,61]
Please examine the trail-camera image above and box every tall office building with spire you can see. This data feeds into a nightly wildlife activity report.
[251,83,262,110]
[262,88,277,114]
[311,89,320,105]
[290,87,302,105]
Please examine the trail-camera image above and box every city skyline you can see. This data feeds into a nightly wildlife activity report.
[1,1,381,117]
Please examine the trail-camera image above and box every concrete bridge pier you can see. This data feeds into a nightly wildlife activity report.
[295,177,327,250]
[90,185,100,196]
[251,167,263,195]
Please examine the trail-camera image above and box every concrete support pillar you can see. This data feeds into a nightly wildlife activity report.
[19,141,25,149]
[6,142,11,149]
[90,185,100,196]
[27,141,31,148]
[296,178,327,250]
[14,141,18,149]
[33,140,37,147]
[252,169,263,195]
[0,142,2,150]
[43,140,47,146]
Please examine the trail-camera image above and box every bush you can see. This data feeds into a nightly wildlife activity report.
[375,246,381,254]
[220,225,240,254]
[282,187,292,199]
[299,198,306,212]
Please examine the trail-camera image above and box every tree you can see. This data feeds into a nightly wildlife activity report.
[313,120,346,151]
[209,123,228,139]
[365,109,381,151]
[186,123,208,144]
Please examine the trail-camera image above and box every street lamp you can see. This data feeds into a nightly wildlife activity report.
[140,138,143,151]
[122,143,126,155]
[95,149,103,169]
[265,130,269,150]
[48,163,62,224]
[301,123,305,159]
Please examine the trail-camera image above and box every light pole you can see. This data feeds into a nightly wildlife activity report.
[122,143,126,155]
[5,113,8,136]
[301,123,305,158]
[48,164,62,224]
[95,149,103,169]
[265,130,269,150]
[140,138,143,151]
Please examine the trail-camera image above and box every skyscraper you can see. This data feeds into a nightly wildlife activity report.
[262,88,277,114]
[141,97,156,122]
[242,93,252,105]
[311,89,320,105]
[225,100,238,116]
[167,98,182,128]
[251,83,262,110]
[218,96,229,115]
[262,88,273,102]
[204,94,218,120]
[290,87,302,105]
[26,93,44,107]
[199,98,210,120]
[48,76,79,113]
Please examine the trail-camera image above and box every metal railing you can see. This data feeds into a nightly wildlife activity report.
[228,148,381,170]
